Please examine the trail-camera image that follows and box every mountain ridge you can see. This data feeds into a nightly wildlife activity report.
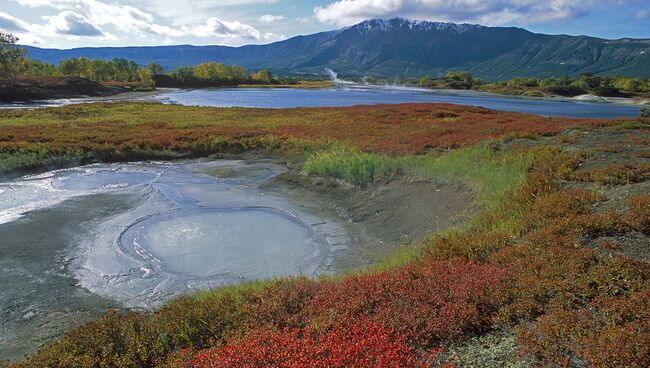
[23,18,650,81]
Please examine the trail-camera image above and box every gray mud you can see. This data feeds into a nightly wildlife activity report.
[0,158,474,361]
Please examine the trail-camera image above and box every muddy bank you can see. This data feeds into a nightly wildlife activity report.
[0,76,121,103]
[0,76,171,107]
[0,155,475,362]
[262,164,475,266]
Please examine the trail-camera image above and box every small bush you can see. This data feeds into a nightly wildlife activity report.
[525,188,607,227]
[426,229,511,262]
[517,291,650,368]
[184,321,438,368]
[249,260,506,347]
[16,287,257,368]
[625,195,650,234]
[492,246,649,324]
[576,163,650,185]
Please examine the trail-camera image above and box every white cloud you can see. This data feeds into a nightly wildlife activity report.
[0,11,31,31]
[0,12,44,44]
[44,11,106,37]
[297,16,313,24]
[1,9,116,40]
[15,33,45,44]
[259,14,286,24]
[10,0,271,43]
[313,0,602,26]
[184,17,263,39]
[635,9,649,19]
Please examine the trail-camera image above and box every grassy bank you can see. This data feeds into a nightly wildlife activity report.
[304,142,535,211]
[2,103,649,367]
[0,102,610,176]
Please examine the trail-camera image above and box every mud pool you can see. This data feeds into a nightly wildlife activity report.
[0,160,350,361]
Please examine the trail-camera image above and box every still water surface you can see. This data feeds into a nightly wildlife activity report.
[0,85,642,119]
[152,86,643,119]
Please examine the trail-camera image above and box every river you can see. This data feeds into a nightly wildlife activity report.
[150,85,643,119]
[0,85,644,119]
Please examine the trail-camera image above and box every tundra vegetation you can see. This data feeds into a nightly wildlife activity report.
[0,102,648,368]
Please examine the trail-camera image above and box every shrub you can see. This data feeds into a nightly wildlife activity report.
[576,163,650,185]
[16,287,257,368]
[526,211,629,249]
[525,188,607,228]
[249,260,506,347]
[517,291,650,368]
[492,246,650,324]
[492,245,650,368]
[625,195,650,234]
[15,311,158,368]
[426,229,511,262]
[184,321,439,368]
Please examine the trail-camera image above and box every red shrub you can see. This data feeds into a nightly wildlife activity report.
[518,291,650,368]
[0,103,615,159]
[492,246,649,324]
[575,163,650,185]
[186,321,439,368]
[625,195,650,234]
[526,188,607,226]
[249,259,506,346]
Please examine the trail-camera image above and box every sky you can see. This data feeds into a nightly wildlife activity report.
[0,0,649,49]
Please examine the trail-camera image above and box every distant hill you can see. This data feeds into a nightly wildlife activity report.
[24,18,650,81]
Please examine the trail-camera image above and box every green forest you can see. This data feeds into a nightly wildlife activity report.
[1,31,292,89]
[417,71,650,98]
[17,57,292,88]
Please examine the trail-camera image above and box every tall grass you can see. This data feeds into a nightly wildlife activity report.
[303,145,405,185]
[304,142,540,267]
[304,142,537,212]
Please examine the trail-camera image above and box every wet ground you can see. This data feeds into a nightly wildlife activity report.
[0,160,347,361]
[0,157,476,361]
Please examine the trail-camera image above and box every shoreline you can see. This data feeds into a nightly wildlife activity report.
[2,76,648,109]
[0,88,177,109]
[0,153,474,362]
[368,84,650,106]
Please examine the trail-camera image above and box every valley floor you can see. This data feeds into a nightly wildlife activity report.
[0,102,648,367]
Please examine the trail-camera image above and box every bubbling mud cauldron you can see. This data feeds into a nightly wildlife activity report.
[0,160,347,360]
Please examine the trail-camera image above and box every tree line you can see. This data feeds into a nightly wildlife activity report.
[498,74,650,96]
[418,71,650,97]
[1,31,294,89]
[1,31,156,88]
[153,62,297,88]
[17,57,293,88]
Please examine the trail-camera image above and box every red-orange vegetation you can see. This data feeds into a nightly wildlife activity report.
[183,321,443,368]
[0,103,614,158]
[625,194,650,234]
[248,259,506,347]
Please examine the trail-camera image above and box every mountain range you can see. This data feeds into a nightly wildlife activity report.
[24,18,650,81]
